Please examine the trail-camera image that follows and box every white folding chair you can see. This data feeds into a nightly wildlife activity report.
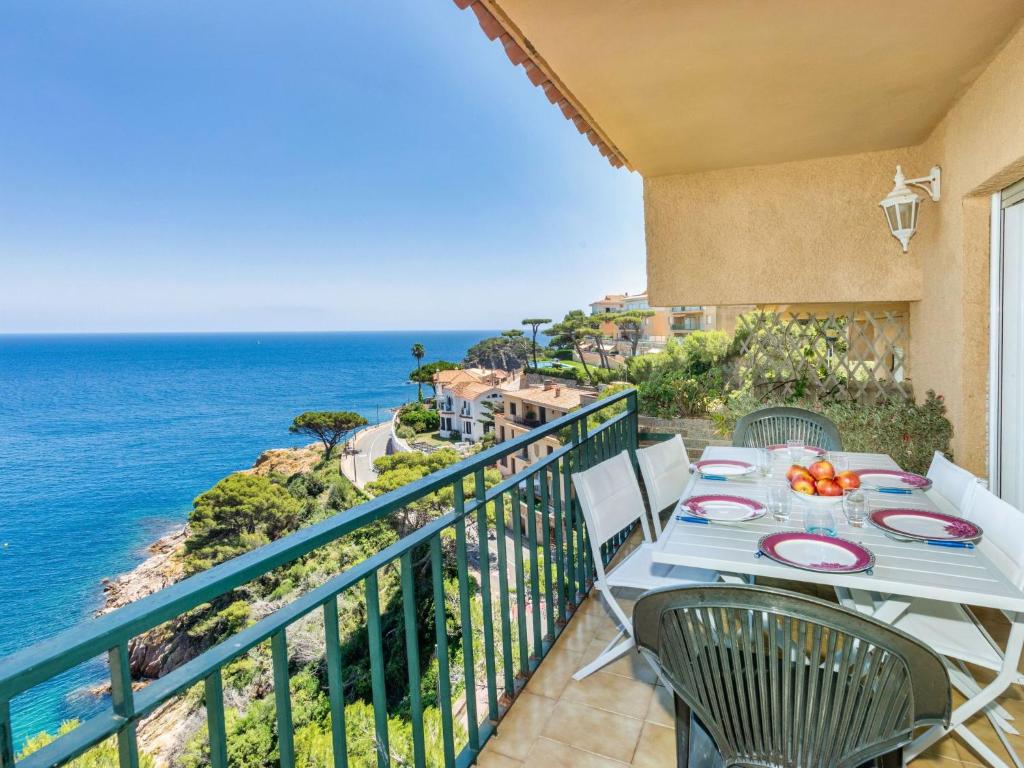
[571,450,718,680]
[928,451,983,515]
[841,483,1024,764]
[636,434,691,539]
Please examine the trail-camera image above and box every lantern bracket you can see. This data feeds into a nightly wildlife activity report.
[904,166,941,201]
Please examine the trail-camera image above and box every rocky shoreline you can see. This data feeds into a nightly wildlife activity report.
[99,527,188,617]
[86,444,324,766]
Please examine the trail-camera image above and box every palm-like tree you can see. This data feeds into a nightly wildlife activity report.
[411,343,425,401]
[522,318,552,369]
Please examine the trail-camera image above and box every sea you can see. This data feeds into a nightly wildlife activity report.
[0,330,492,746]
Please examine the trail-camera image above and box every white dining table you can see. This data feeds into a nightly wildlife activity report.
[652,445,1024,768]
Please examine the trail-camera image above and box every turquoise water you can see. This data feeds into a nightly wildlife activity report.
[0,331,490,744]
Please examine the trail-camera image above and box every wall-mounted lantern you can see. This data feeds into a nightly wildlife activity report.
[880,165,941,252]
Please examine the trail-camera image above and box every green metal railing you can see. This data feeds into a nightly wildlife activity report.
[0,389,640,768]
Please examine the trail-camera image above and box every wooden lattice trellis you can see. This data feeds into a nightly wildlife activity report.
[728,310,912,405]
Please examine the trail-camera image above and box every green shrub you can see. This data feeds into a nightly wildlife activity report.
[396,425,416,440]
[824,391,953,475]
[398,404,440,433]
[184,474,304,574]
[19,721,156,767]
[713,390,953,475]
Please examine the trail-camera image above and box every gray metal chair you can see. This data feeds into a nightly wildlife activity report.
[732,405,843,450]
[634,585,950,768]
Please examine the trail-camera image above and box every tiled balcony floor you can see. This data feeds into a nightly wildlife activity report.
[478,548,1024,767]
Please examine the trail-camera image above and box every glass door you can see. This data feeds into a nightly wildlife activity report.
[996,181,1024,508]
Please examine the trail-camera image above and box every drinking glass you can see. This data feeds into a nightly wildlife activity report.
[829,452,849,473]
[756,448,772,478]
[786,439,804,463]
[767,486,791,523]
[843,488,869,527]
[805,506,837,537]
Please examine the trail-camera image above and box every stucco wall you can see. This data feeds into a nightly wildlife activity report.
[646,23,1024,473]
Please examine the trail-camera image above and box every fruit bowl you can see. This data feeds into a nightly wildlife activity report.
[790,487,844,506]
[786,460,859,504]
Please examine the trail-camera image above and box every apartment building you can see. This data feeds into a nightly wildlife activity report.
[493,378,591,475]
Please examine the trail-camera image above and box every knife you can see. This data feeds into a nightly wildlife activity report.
[675,515,710,525]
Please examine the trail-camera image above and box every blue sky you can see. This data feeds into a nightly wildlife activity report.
[0,2,645,333]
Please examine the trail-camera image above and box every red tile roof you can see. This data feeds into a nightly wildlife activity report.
[452,0,630,171]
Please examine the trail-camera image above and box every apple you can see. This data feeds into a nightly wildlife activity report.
[808,460,836,481]
[787,465,813,483]
[835,470,861,490]
[791,477,816,495]
[816,478,843,497]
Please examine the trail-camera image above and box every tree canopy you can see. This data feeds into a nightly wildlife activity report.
[544,310,603,384]
[521,317,551,368]
[184,473,304,573]
[613,310,656,357]
[289,411,367,458]
[463,332,532,371]
[409,360,459,398]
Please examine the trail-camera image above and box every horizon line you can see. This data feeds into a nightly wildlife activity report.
[0,328,506,337]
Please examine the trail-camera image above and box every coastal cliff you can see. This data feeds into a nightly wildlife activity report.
[96,444,326,767]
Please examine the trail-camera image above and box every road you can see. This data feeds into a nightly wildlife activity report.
[340,422,393,489]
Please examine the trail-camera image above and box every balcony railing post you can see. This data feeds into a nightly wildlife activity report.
[551,458,567,622]
[539,465,555,640]
[626,388,639,455]
[364,573,389,768]
[1,700,14,768]
[324,596,351,768]
[525,473,542,662]
[108,643,140,768]
[473,468,499,724]
[509,484,530,674]
[270,630,296,768]
[453,482,479,752]
[491,493,516,698]
[430,537,456,766]
[203,670,229,768]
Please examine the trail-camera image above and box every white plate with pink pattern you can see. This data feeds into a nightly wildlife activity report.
[758,532,875,574]
[692,459,755,477]
[853,468,932,492]
[681,494,766,523]
[869,508,982,543]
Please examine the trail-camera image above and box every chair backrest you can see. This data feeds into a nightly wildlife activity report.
[572,451,652,563]
[634,585,949,768]
[636,435,690,538]
[970,486,1024,588]
[732,406,843,451]
[927,452,981,514]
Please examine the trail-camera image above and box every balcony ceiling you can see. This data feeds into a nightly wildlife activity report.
[491,0,1024,176]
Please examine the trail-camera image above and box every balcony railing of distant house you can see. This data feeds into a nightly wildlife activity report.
[672,305,702,313]
[502,414,544,429]
[671,321,701,331]
[0,390,640,768]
